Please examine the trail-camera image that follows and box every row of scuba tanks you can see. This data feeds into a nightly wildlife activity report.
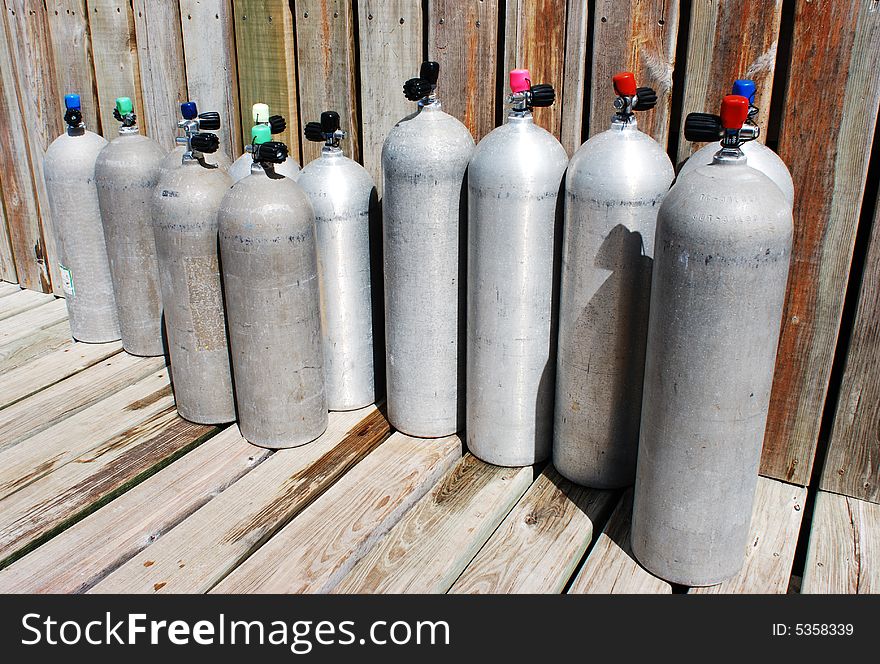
[44,62,793,588]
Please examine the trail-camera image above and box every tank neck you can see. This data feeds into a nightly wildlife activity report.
[507,109,534,124]
[418,98,442,113]
[321,145,343,157]
[610,114,638,132]
[119,125,140,136]
[711,146,748,166]
[66,125,86,137]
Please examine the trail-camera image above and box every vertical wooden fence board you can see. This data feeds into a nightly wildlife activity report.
[589,1,679,146]
[427,0,499,143]
[132,0,188,151]
[356,0,422,192]
[503,0,568,139]
[295,0,360,165]
[676,0,782,165]
[232,0,300,162]
[560,0,589,155]
[0,179,17,283]
[2,1,61,293]
[821,185,880,503]
[47,0,101,134]
[762,0,880,485]
[179,0,241,161]
[85,0,145,140]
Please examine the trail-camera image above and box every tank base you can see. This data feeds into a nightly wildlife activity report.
[176,409,237,426]
[552,462,634,490]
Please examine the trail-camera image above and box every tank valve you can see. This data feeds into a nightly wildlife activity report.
[252,140,289,164]
[612,72,657,121]
[63,93,83,128]
[403,61,440,104]
[304,110,346,147]
[507,69,556,113]
[175,101,222,163]
[684,94,759,153]
[113,97,138,128]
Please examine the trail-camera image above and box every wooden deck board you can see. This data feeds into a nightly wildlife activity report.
[449,467,617,594]
[335,455,535,594]
[802,490,880,594]
[91,406,391,593]
[567,490,673,594]
[0,299,67,347]
[0,321,73,376]
[0,367,173,499]
[0,425,269,593]
[691,477,806,594]
[0,349,155,444]
[0,289,55,321]
[210,433,461,594]
[0,282,21,297]
[0,339,124,410]
[0,412,215,563]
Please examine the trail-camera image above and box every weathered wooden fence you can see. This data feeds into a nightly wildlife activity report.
[0,1,878,502]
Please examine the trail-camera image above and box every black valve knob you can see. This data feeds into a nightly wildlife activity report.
[64,108,82,127]
[197,111,220,131]
[420,61,440,85]
[403,77,433,102]
[632,86,658,111]
[304,121,324,142]
[253,140,288,164]
[112,107,137,127]
[190,132,220,154]
[529,83,555,108]
[684,112,723,142]
[321,111,340,134]
[269,114,286,134]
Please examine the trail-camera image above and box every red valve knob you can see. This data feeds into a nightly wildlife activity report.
[510,69,531,93]
[720,95,750,130]
[612,72,637,97]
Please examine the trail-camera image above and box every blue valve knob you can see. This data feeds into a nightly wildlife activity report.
[64,93,81,111]
[731,79,756,104]
[180,101,198,120]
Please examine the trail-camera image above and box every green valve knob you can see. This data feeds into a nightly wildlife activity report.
[252,103,269,124]
[251,123,272,145]
[115,97,133,116]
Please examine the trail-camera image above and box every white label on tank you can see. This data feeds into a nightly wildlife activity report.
[59,264,75,296]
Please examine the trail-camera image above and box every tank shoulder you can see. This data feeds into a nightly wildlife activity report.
[568,126,673,191]
[383,106,475,155]
[471,120,568,177]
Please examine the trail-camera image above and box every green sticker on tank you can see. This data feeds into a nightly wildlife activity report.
[59,264,75,296]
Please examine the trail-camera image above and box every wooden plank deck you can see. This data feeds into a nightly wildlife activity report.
[0,288,869,594]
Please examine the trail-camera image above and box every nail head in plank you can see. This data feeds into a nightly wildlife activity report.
[211,431,461,594]
[335,454,535,594]
[450,467,616,594]
[762,0,880,485]
[91,406,391,594]
[0,425,268,593]
[802,490,880,594]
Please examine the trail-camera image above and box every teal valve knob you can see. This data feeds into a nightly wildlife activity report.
[251,123,272,145]
[115,97,133,116]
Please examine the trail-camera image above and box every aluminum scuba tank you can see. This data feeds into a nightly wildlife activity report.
[382,60,475,437]
[219,128,328,448]
[95,97,167,356]
[553,73,674,488]
[466,69,568,467]
[677,79,794,205]
[299,111,376,411]
[159,102,232,180]
[228,103,300,182]
[152,102,235,425]
[631,95,793,586]
[43,93,119,343]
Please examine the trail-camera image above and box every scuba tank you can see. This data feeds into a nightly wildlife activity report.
[382,60,475,438]
[95,97,167,357]
[466,69,568,467]
[631,95,793,586]
[152,101,235,425]
[158,102,231,181]
[219,127,328,448]
[228,103,300,182]
[677,79,794,205]
[43,93,119,343]
[553,72,674,488]
[299,111,376,411]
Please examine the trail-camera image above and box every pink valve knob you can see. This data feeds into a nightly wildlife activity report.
[509,69,531,93]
